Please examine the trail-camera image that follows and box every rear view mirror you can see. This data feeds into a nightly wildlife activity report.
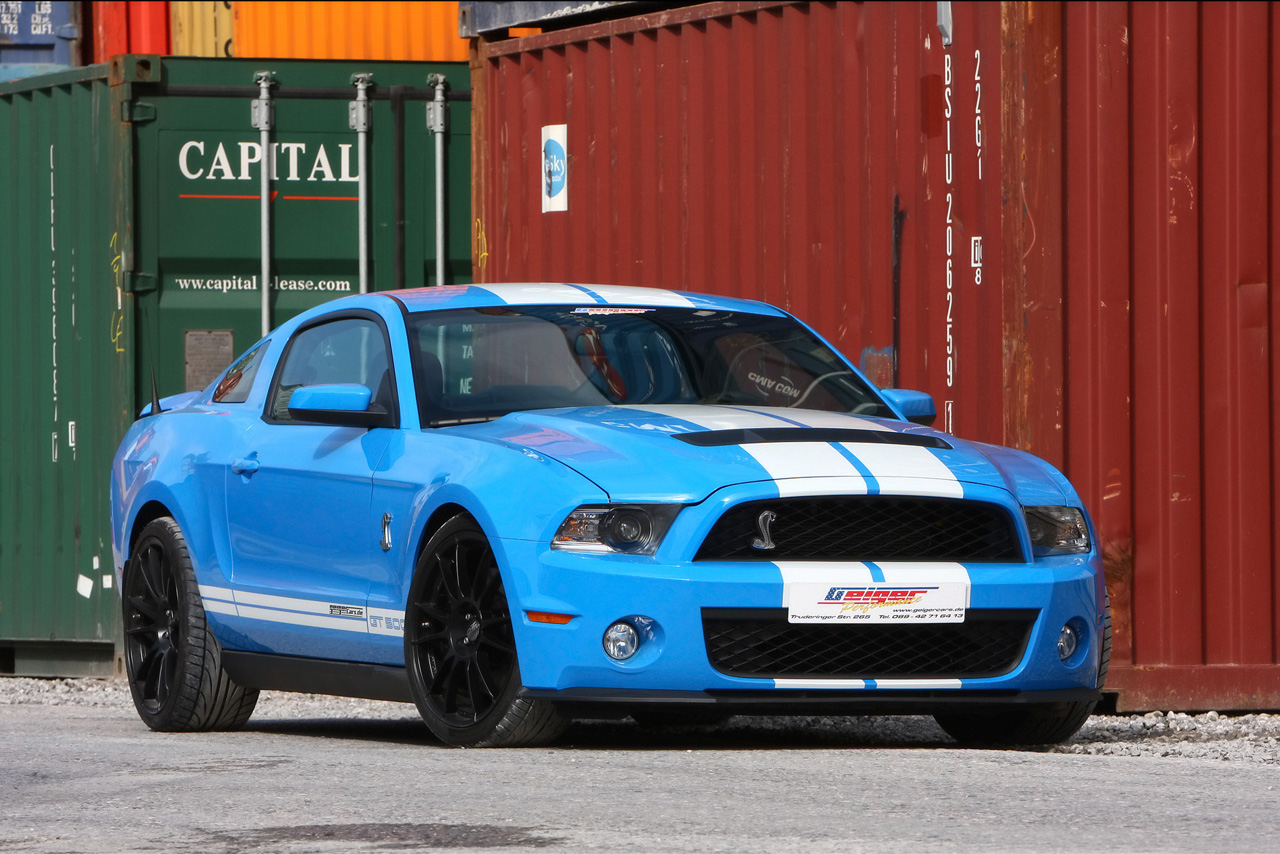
[880,388,937,426]
[288,384,391,428]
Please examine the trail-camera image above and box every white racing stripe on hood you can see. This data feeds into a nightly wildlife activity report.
[837,442,965,498]
[744,442,869,489]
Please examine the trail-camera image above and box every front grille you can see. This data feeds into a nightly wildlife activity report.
[703,608,1036,679]
[694,496,1022,562]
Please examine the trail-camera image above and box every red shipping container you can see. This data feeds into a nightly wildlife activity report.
[91,1,171,63]
[472,0,1280,711]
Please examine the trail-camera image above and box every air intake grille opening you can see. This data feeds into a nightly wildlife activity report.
[695,496,1022,562]
[703,608,1037,679]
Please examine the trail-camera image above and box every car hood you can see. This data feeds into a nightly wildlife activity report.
[447,405,1073,506]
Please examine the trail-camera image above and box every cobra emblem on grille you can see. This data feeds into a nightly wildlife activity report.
[751,510,778,550]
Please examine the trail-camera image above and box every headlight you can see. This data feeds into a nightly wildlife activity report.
[552,505,682,555]
[1024,506,1090,556]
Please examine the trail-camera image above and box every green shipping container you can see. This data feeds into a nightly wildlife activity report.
[0,56,472,676]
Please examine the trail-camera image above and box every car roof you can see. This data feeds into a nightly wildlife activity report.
[388,283,787,316]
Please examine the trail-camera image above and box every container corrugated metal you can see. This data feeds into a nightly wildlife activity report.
[0,64,128,674]
[234,1,471,62]
[1062,0,1280,711]
[0,1,81,81]
[90,0,171,63]
[0,55,472,676]
[171,0,233,57]
[473,0,1280,710]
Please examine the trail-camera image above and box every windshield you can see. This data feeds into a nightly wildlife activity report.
[407,305,894,426]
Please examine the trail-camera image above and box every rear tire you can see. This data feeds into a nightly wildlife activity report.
[405,514,566,747]
[122,517,258,731]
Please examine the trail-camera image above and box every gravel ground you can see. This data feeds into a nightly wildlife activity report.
[4,676,1279,763]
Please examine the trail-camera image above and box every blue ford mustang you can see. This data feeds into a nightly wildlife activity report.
[111,284,1109,747]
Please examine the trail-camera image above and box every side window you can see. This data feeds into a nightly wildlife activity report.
[212,341,269,404]
[268,317,392,423]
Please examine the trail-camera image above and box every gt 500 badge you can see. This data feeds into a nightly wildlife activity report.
[786,582,967,624]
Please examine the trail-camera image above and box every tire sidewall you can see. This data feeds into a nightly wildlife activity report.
[123,518,200,730]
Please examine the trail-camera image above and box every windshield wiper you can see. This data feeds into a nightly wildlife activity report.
[428,415,504,427]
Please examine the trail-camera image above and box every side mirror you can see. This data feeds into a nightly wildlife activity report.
[288,384,392,428]
[880,388,937,427]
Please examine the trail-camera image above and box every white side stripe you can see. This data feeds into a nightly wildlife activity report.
[235,605,366,633]
[197,585,405,637]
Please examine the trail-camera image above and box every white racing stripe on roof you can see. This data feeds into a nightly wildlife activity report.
[839,443,964,497]
[478,284,596,304]
[475,283,696,307]
[580,285,696,306]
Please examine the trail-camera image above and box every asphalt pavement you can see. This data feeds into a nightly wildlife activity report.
[3,698,1278,853]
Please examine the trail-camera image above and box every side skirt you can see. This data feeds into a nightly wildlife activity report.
[221,651,413,704]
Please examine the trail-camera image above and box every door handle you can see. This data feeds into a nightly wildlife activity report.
[231,457,260,475]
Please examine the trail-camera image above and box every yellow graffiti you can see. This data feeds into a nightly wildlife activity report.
[110,312,125,354]
[109,233,125,353]
[473,218,489,269]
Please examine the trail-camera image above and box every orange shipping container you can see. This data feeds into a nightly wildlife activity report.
[234,1,471,62]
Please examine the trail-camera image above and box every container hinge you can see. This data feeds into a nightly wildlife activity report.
[129,272,158,294]
[122,102,156,124]
[56,23,79,40]
[426,74,449,133]
[349,73,373,131]
[251,71,276,131]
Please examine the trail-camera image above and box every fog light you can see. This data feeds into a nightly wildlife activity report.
[1058,624,1079,661]
[603,621,640,661]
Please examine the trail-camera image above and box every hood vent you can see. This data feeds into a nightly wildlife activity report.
[673,427,951,450]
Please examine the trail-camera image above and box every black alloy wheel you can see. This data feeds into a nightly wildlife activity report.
[405,514,566,747]
[122,517,258,731]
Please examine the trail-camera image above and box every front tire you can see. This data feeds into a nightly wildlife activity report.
[122,517,258,731]
[405,514,566,747]
[933,700,1096,746]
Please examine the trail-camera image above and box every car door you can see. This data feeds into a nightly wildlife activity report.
[224,311,397,661]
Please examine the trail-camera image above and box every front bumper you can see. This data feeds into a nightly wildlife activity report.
[497,536,1103,698]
